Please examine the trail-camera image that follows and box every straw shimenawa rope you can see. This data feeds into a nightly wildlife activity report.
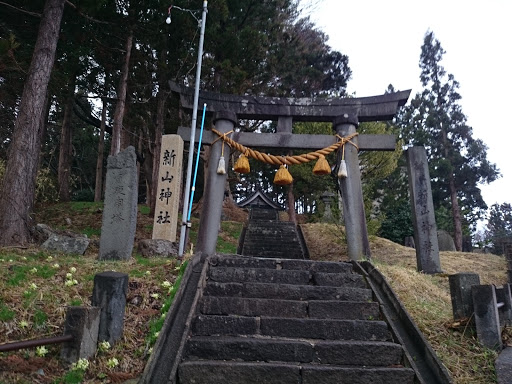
[211,128,359,166]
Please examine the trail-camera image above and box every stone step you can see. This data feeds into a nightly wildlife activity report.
[203,282,373,301]
[192,315,392,341]
[301,365,416,384]
[209,255,353,274]
[240,251,305,259]
[208,266,311,285]
[178,361,415,384]
[201,296,308,318]
[242,239,302,246]
[208,266,365,288]
[200,296,380,320]
[312,272,367,288]
[178,361,300,384]
[184,336,404,366]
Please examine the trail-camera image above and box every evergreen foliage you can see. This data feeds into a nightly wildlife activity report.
[396,31,499,249]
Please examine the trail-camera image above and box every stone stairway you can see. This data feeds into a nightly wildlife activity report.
[176,254,416,384]
[239,213,308,259]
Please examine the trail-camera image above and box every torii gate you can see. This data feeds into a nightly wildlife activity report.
[172,82,410,261]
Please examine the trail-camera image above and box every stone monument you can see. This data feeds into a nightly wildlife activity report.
[99,146,138,260]
[406,146,442,274]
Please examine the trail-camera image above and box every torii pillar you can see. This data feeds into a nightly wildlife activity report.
[334,112,370,259]
[196,111,235,256]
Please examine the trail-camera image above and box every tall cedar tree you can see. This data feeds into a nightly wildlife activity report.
[0,0,65,246]
[399,31,499,250]
[486,203,512,255]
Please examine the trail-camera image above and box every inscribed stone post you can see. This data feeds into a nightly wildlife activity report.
[99,146,138,260]
[406,146,442,274]
[152,135,184,242]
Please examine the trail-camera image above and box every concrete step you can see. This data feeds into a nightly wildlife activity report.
[184,336,405,366]
[208,266,311,285]
[192,315,392,341]
[203,281,373,301]
[209,255,353,274]
[178,361,415,384]
[201,296,380,320]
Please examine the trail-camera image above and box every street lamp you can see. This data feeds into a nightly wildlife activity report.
[171,1,208,258]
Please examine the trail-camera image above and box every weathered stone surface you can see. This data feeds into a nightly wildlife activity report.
[41,234,90,255]
[301,365,415,384]
[192,315,258,336]
[138,239,178,258]
[312,340,404,366]
[60,306,100,365]
[178,361,301,384]
[260,318,391,341]
[497,284,512,326]
[172,81,411,123]
[449,273,480,320]
[312,272,366,288]
[437,230,456,251]
[99,146,138,260]
[308,301,379,320]
[91,271,129,345]
[32,223,54,243]
[209,255,353,274]
[203,282,373,302]
[201,296,308,318]
[184,336,313,363]
[496,347,512,384]
[472,284,502,351]
[208,267,311,285]
[406,147,442,274]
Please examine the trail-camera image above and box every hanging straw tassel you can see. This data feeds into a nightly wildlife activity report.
[234,153,250,174]
[313,155,331,175]
[274,165,293,185]
[338,159,348,179]
[337,143,348,179]
[217,156,226,174]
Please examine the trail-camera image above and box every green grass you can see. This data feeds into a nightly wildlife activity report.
[33,309,48,327]
[139,205,151,215]
[35,265,56,279]
[0,302,15,321]
[6,265,29,286]
[81,227,101,237]
[69,201,103,212]
[217,237,237,254]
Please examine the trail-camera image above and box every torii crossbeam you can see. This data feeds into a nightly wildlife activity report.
[171,82,410,260]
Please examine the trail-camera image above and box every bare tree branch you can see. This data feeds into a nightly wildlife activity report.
[0,1,41,17]
[65,0,112,25]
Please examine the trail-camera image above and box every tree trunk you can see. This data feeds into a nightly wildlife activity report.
[287,183,297,223]
[94,98,107,202]
[449,175,463,251]
[111,29,133,156]
[0,0,65,246]
[57,82,76,202]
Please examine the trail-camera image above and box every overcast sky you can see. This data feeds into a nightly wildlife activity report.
[303,0,511,211]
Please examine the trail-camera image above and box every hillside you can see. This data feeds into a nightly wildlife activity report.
[0,203,508,383]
